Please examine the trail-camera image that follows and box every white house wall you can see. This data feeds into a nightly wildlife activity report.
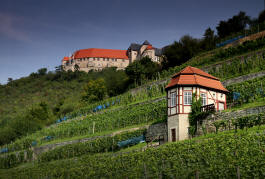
[167,85,227,142]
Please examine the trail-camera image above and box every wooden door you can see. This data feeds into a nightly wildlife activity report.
[171,128,176,142]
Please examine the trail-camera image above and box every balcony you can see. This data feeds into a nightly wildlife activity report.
[201,104,215,113]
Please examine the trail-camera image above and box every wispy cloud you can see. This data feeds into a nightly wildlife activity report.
[0,13,31,42]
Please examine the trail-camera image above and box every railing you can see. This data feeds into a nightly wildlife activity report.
[201,104,215,112]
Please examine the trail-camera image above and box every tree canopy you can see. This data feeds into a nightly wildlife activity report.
[125,56,161,85]
[216,11,250,38]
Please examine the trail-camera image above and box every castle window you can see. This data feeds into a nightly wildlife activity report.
[184,91,192,105]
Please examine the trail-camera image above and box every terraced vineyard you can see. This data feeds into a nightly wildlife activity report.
[1,36,265,179]
[1,125,265,178]
[1,100,166,153]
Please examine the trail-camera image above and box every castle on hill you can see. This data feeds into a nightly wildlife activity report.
[62,40,163,72]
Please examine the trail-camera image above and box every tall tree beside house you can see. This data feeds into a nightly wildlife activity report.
[188,93,203,136]
[81,78,107,103]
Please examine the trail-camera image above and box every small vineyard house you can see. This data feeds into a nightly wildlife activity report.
[166,66,229,142]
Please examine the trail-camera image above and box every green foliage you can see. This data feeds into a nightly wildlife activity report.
[0,102,53,146]
[125,56,161,85]
[258,10,265,23]
[2,126,265,178]
[208,51,265,80]
[226,76,265,106]
[38,129,146,163]
[201,27,217,51]
[163,35,202,69]
[160,37,265,80]
[81,78,107,103]
[1,100,166,153]
[216,11,250,38]
[0,149,33,169]
[213,112,265,133]
[189,94,212,136]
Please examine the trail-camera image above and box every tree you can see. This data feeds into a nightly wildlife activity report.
[188,93,214,136]
[258,10,265,23]
[202,27,216,50]
[216,11,250,38]
[55,65,64,73]
[99,67,129,96]
[125,57,160,85]
[163,35,201,69]
[74,64,80,71]
[81,78,107,102]
[37,68,47,76]
[7,78,13,83]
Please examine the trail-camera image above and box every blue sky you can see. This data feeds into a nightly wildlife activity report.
[0,0,263,84]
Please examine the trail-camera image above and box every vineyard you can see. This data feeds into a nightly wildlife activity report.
[67,82,167,119]
[226,76,265,106]
[1,31,265,179]
[0,129,146,169]
[209,53,265,80]
[1,72,265,155]
[1,125,265,178]
[0,100,166,153]
[159,37,265,79]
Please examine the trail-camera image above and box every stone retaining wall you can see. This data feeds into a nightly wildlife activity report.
[222,71,265,86]
[197,105,265,135]
[145,122,167,143]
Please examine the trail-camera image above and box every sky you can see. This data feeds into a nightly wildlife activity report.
[0,0,263,84]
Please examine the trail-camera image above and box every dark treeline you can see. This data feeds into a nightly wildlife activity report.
[162,10,265,70]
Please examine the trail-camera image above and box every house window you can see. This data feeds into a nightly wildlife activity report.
[122,59,125,62]
[200,93,207,106]
[184,91,192,105]
[219,102,224,111]
[97,58,100,61]
[171,92,176,107]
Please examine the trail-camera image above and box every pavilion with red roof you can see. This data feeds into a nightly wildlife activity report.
[166,66,228,142]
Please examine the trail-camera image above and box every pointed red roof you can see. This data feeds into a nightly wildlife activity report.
[166,66,228,92]
[146,45,154,50]
[62,56,70,61]
[172,66,219,80]
[73,48,129,59]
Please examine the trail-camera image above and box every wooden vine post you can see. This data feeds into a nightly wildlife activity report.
[93,122,95,134]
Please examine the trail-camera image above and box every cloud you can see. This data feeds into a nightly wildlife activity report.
[0,13,31,42]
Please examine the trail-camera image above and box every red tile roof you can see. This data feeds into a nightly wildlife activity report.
[73,48,129,60]
[172,66,218,80]
[146,45,154,50]
[62,56,70,61]
[166,66,228,92]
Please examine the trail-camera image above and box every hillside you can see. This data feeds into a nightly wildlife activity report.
[0,36,265,178]
[1,125,265,178]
